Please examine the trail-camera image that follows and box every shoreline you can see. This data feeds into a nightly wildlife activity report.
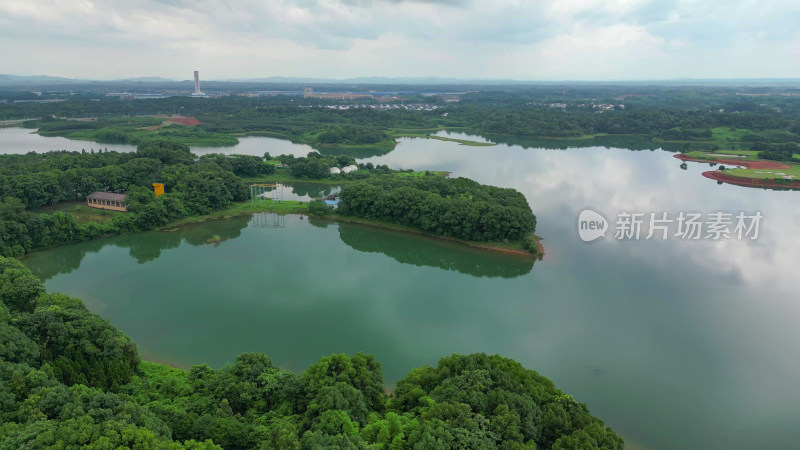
[164,201,543,259]
[675,154,800,189]
[674,153,792,170]
[701,170,800,190]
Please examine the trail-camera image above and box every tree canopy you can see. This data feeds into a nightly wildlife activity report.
[0,256,621,449]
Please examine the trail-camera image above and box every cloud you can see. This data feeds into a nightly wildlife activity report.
[0,0,798,79]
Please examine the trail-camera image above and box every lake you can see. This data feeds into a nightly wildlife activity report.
[15,131,800,449]
[0,126,313,156]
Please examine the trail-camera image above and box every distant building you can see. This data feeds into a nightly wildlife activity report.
[87,192,127,212]
[106,92,134,100]
[323,194,340,208]
[303,86,373,101]
[133,93,171,99]
[329,167,341,174]
[341,164,358,174]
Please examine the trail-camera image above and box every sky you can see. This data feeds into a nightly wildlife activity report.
[1,0,799,81]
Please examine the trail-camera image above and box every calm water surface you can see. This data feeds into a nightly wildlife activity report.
[0,127,312,156]
[0,126,138,153]
[18,132,800,449]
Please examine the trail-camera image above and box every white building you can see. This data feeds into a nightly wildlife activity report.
[329,167,341,174]
[341,165,359,174]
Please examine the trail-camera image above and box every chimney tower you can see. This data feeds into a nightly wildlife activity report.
[194,70,200,94]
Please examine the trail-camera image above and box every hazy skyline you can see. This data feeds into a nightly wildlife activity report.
[2,0,799,81]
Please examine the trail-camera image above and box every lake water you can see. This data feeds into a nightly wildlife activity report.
[14,131,800,449]
[0,126,139,153]
[0,126,313,157]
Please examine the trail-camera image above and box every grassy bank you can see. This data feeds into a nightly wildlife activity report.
[34,202,124,224]
[685,150,760,161]
[680,149,800,183]
[164,199,309,228]
[726,165,800,180]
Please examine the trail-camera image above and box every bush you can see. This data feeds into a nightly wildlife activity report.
[308,199,332,217]
[521,235,540,256]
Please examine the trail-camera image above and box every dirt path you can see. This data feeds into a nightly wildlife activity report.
[165,116,203,126]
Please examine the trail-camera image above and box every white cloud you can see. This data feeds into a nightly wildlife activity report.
[0,0,798,79]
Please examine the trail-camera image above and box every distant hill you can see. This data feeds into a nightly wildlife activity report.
[2,73,800,89]
[0,74,89,85]
[229,76,534,85]
[116,77,177,83]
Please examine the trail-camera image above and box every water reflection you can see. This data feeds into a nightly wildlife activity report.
[0,127,138,154]
[337,222,534,278]
[17,133,800,450]
[266,183,340,202]
[192,136,312,157]
[482,133,686,152]
[24,215,251,281]
[0,128,315,157]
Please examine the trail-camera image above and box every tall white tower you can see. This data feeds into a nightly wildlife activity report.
[193,70,200,94]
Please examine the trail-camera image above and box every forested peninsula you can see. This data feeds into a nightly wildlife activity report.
[0,141,541,258]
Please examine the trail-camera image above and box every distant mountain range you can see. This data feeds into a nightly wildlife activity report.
[2,74,800,87]
[0,74,86,85]
[0,74,538,86]
[224,76,534,85]
[0,74,181,86]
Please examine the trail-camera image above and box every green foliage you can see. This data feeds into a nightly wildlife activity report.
[199,154,276,177]
[137,140,195,165]
[0,141,251,256]
[316,125,389,145]
[338,175,536,242]
[756,142,800,162]
[308,199,331,216]
[0,257,621,448]
[521,235,541,257]
[0,269,621,449]
[0,257,45,312]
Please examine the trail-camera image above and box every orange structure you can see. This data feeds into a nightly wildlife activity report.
[152,183,165,197]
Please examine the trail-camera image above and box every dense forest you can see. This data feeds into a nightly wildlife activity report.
[0,256,623,448]
[0,140,535,259]
[335,175,538,246]
[21,101,800,150]
[4,85,800,151]
[0,141,270,257]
